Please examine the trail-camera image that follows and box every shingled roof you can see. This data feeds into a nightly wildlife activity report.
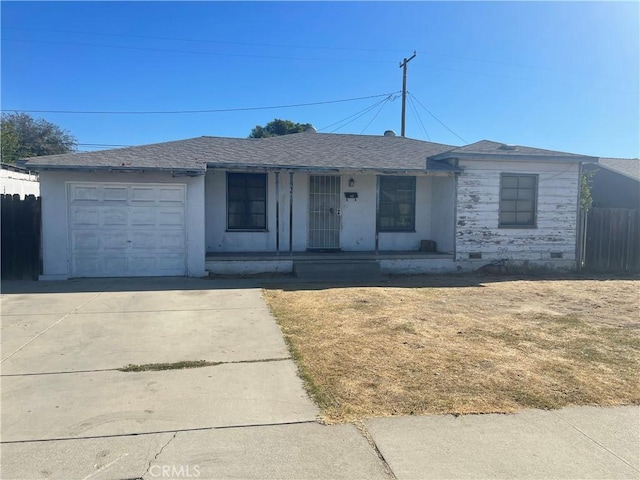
[24,133,598,173]
[597,158,640,181]
[431,140,598,162]
[24,132,459,173]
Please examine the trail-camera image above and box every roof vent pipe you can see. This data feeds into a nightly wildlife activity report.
[305,126,317,133]
[384,130,396,137]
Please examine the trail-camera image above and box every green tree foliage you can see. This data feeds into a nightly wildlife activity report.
[249,118,313,138]
[580,169,596,212]
[1,112,77,164]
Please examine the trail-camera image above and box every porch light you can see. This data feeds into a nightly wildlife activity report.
[348,178,355,187]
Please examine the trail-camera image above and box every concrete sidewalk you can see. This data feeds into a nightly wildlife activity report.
[1,278,638,479]
[367,405,639,480]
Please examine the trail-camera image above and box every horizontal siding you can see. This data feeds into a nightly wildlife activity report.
[456,160,579,263]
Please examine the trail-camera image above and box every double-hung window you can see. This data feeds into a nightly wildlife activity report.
[227,173,267,230]
[378,176,416,231]
[499,174,538,227]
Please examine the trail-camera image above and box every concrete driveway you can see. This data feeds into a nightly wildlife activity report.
[1,277,388,480]
[2,277,638,480]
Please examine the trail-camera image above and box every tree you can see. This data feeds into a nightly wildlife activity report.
[580,169,596,212]
[1,113,77,164]
[249,118,313,138]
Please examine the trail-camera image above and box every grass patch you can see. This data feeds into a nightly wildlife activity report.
[263,277,640,422]
[119,360,221,372]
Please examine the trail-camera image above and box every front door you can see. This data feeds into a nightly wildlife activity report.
[308,175,341,250]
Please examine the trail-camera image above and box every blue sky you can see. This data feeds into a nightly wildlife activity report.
[2,1,638,158]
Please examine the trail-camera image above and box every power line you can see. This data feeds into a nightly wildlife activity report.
[407,92,467,143]
[3,26,407,54]
[318,95,394,132]
[407,94,430,141]
[360,97,393,134]
[77,143,132,147]
[2,38,394,65]
[3,92,398,115]
[324,96,395,133]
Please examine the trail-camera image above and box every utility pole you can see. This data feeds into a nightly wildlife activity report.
[399,51,417,137]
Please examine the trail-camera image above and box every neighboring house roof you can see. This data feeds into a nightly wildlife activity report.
[596,157,640,182]
[24,132,459,174]
[431,140,598,163]
[1,162,38,175]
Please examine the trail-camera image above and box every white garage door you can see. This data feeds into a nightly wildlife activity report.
[68,183,187,277]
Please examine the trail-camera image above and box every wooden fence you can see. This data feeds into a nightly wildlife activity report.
[584,207,640,272]
[1,194,41,280]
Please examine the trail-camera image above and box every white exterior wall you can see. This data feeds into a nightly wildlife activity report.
[1,168,40,198]
[205,171,455,253]
[455,160,580,269]
[206,170,279,252]
[429,174,456,253]
[40,170,206,279]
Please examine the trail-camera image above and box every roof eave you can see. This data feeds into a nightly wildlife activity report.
[429,152,598,163]
[205,162,459,175]
[31,165,205,176]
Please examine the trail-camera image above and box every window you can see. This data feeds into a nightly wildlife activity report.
[378,176,416,231]
[499,174,538,227]
[227,173,267,230]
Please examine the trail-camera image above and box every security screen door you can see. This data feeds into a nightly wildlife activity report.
[308,175,341,250]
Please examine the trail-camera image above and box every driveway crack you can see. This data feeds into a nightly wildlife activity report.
[138,432,178,480]
[353,420,397,480]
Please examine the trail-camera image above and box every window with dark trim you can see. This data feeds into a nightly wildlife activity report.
[499,174,538,227]
[227,172,267,230]
[378,176,416,231]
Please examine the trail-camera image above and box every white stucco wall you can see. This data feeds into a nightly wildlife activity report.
[1,168,40,198]
[205,170,455,253]
[40,170,206,279]
[455,159,580,269]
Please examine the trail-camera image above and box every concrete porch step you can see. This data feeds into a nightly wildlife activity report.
[293,260,382,281]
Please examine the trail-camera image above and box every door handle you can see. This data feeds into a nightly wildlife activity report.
[329,208,334,214]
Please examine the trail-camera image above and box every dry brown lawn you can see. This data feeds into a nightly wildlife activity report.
[263,275,640,423]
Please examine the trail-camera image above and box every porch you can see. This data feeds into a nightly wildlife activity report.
[205,250,456,276]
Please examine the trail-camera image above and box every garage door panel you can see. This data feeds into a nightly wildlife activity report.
[73,256,101,276]
[130,209,155,226]
[72,232,100,250]
[71,185,100,202]
[159,256,186,271]
[70,208,100,226]
[129,256,156,273]
[158,187,185,204]
[130,232,156,249]
[157,233,185,250]
[103,187,129,202]
[103,256,128,275]
[103,232,128,250]
[131,187,156,203]
[103,208,128,226]
[159,211,185,227]
[68,183,187,277]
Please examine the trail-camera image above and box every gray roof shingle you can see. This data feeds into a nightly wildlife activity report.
[24,133,598,174]
[597,158,640,181]
[24,132,459,173]
[431,140,598,162]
